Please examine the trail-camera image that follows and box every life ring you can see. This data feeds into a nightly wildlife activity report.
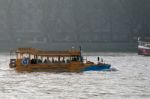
[22,58,29,65]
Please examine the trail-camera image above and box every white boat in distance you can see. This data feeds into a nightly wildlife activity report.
[138,37,150,55]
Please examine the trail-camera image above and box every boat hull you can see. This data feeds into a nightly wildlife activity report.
[14,61,111,73]
[82,64,111,71]
[138,46,150,56]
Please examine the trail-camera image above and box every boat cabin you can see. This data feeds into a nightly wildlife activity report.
[16,48,82,64]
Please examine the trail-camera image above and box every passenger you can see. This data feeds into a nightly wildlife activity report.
[47,59,51,63]
[33,59,37,64]
[64,59,67,63]
[72,58,74,61]
[55,60,58,63]
[40,59,42,63]
[38,59,42,64]
[67,59,70,63]
[31,59,34,64]
[52,58,54,63]
[44,59,47,63]
[97,56,100,62]
[37,59,39,63]
[62,59,65,63]
[58,57,60,62]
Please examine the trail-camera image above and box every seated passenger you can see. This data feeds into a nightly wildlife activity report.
[52,58,54,63]
[47,59,51,63]
[66,59,70,63]
[44,59,47,63]
[38,59,42,64]
[31,59,34,64]
[33,59,37,64]
[62,59,65,63]
[54,60,58,63]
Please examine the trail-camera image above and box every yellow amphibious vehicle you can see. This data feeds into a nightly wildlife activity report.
[9,48,111,72]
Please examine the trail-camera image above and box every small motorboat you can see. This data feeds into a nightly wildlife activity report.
[138,37,150,56]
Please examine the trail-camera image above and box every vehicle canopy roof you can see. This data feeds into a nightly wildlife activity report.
[16,48,81,56]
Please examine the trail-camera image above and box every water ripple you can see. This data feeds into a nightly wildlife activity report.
[0,53,150,99]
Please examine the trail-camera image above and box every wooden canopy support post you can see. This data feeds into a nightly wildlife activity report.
[16,52,19,60]
[35,55,38,64]
[58,56,60,62]
[29,53,31,60]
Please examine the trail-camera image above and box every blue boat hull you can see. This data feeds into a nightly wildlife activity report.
[83,64,111,71]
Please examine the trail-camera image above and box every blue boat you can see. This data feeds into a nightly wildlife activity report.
[82,64,111,71]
